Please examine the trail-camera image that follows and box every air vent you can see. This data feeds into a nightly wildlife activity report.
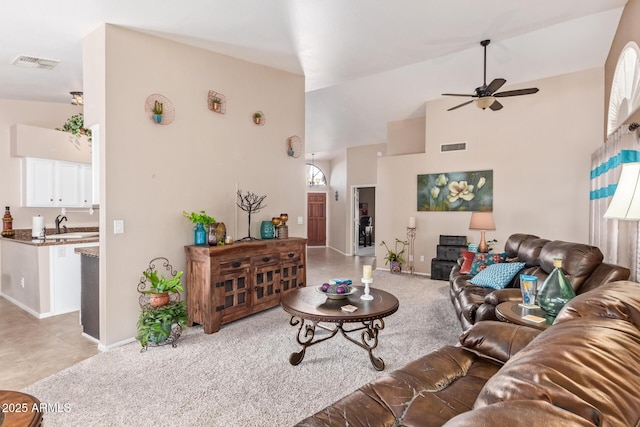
[11,55,60,70]
[441,142,467,152]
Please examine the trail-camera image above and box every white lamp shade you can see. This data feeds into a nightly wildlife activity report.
[469,212,496,230]
[604,162,640,220]
[475,97,496,109]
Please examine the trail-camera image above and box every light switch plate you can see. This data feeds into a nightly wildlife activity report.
[297,216,303,225]
[114,219,124,234]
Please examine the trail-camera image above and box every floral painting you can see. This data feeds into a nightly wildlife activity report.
[417,170,493,212]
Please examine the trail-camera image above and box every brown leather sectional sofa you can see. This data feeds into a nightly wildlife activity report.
[449,233,630,330]
[296,280,640,426]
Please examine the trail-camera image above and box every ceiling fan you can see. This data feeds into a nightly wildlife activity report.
[442,39,539,111]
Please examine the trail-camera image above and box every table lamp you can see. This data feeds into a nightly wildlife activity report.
[469,212,495,253]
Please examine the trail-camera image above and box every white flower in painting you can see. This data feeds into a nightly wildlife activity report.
[477,177,486,189]
[447,181,475,202]
[435,174,449,187]
[431,186,440,199]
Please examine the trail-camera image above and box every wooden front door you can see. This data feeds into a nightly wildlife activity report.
[307,193,326,246]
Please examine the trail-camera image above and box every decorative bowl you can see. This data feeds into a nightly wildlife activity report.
[315,285,357,300]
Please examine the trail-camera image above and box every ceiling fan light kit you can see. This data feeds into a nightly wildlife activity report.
[443,39,539,112]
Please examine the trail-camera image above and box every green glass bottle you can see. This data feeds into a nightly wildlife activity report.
[538,258,576,318]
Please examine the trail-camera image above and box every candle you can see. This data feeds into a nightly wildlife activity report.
[363,265,372,280]
[408,216,416,228]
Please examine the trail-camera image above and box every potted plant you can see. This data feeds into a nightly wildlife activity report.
[141,269,183,307]
[212,97,222,112]
[183,210,216,245]
[253,112,262,124]
[56,113,92,142]
[136,300,188,348]
[152,100,163,123]
[380,238,408,273]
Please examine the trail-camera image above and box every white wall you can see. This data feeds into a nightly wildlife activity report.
[376,67,604,274]
[84,25,306,347]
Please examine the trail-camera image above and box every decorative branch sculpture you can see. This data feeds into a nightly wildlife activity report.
[236,190,267,240]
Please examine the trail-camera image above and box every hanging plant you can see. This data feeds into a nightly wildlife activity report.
[56,113,92,142]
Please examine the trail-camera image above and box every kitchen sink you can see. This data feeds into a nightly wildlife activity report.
[51,232,100,239]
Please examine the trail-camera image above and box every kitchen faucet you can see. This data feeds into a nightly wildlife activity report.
[55,215,68,234]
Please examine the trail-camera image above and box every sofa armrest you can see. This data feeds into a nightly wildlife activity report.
[484,288,522,306]
[459,321,541,363]
[443,400,594,427]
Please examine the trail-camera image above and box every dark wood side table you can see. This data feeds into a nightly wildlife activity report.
[281,286,399,371]
[0,390,43,426]
[495,301,551,331]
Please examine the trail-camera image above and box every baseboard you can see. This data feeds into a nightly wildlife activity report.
[0,293,53,319]
[98,337,136,352]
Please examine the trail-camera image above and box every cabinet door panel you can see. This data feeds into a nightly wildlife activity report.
[25,158,55,206]
[57,162,81,206]
[216,269,251,323]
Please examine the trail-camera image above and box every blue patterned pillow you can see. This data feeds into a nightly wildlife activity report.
[469,262,526,290]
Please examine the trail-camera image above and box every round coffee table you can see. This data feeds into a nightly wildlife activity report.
[281,285,399,371]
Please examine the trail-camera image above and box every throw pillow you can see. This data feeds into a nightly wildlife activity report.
[469,252,507,276]
[459,250,476,275]
[469,262,526,290]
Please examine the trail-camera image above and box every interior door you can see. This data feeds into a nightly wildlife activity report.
[307,193,326,246]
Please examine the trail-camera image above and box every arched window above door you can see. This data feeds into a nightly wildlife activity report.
[306,163,327,186]
[608,41,640,136]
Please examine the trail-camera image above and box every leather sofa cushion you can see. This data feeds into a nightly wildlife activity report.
[539,240,603,290]
[516,238,550,267]
[459,321,541,363]
[555,280,640,327]
[504,233,539,259]
[296,346,502,427]
[474,316,640,426]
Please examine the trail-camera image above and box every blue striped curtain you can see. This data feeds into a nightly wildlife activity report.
[590,126,640,280]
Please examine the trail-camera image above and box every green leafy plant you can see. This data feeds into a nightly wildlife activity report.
[142,269,184,294]
[152,100,163,115]
[253,112,262,119]
[212,97,221,104]
[380,238,408,265]
[136,301,187,347]
[183,210,216,227]
[56,113,92,142]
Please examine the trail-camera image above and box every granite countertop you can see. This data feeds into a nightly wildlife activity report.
[1,227,99,246]
[74,246,99,257]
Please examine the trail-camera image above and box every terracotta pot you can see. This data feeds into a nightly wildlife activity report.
[213,102,220,111]
[149,292,170,307]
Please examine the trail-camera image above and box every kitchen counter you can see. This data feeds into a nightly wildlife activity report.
[1,227,99,246]
[74,246,99,257]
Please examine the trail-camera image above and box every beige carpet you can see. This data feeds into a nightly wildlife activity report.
[24,272,461,426]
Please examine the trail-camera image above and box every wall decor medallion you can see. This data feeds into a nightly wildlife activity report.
[287,135,302,158]
[253,111,265,126]
[207,90,226,114]
[417,169,493,212]
[144,94,175,125]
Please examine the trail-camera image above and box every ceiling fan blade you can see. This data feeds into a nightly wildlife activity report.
[494,88,539,97]
[447,100,474,111]
[489,100,503,111]
[486,78,506,94]
[442,93,475,97]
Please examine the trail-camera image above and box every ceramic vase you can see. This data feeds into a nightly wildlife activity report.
[260,221,275,239]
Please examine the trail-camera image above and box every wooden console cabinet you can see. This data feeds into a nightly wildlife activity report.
[185,237,307,334]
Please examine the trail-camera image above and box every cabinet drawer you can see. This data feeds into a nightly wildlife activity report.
[280,250,301,264]
[219,258,250,271]
[251,254,279,267]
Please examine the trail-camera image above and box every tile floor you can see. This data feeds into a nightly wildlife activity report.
[0,247,374,391]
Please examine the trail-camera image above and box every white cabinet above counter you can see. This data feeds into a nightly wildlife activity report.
[22,157,92,208]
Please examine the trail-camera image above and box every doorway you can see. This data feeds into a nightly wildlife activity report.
[353,186,375,256]
[307,192,326,246]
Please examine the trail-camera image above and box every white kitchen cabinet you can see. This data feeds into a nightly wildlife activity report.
[23,157,91,207]
[49,242,99,316]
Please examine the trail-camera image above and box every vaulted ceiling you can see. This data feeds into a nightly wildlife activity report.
[1,1,627,158]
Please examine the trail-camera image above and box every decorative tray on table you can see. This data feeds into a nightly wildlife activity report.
[315,278,356,299]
